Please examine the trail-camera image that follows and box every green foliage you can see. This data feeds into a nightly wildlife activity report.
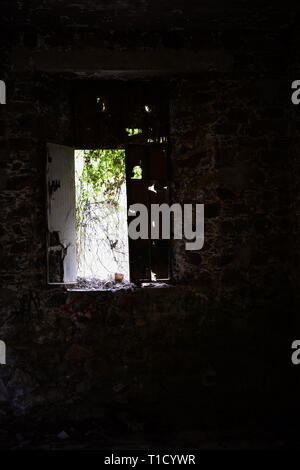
[125,128,143,136]
[77,148,125,202]
[132,165,142,179]
[75,148,126,230]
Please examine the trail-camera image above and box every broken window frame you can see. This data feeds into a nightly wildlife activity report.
[125,144,171,283]
[46,81,171,286]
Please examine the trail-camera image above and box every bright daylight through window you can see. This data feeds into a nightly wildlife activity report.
[75,149,129,283]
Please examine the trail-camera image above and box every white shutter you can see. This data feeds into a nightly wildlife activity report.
[47,143,77,284]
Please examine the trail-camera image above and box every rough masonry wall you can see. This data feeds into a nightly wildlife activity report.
[0,1,298,435]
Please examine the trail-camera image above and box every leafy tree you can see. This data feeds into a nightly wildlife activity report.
[75,148,127,278]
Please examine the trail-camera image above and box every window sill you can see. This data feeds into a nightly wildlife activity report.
[65,278,171,293]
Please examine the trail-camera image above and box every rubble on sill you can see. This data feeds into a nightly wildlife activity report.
[67,277,170,292]
[67,277,135,292]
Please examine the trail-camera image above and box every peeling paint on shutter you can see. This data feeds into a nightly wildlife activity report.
[47,143,77,284]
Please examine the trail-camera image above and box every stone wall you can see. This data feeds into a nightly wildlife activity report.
[0,1,298,436]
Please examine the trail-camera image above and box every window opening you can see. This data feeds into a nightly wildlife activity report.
[75,148,129,282]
